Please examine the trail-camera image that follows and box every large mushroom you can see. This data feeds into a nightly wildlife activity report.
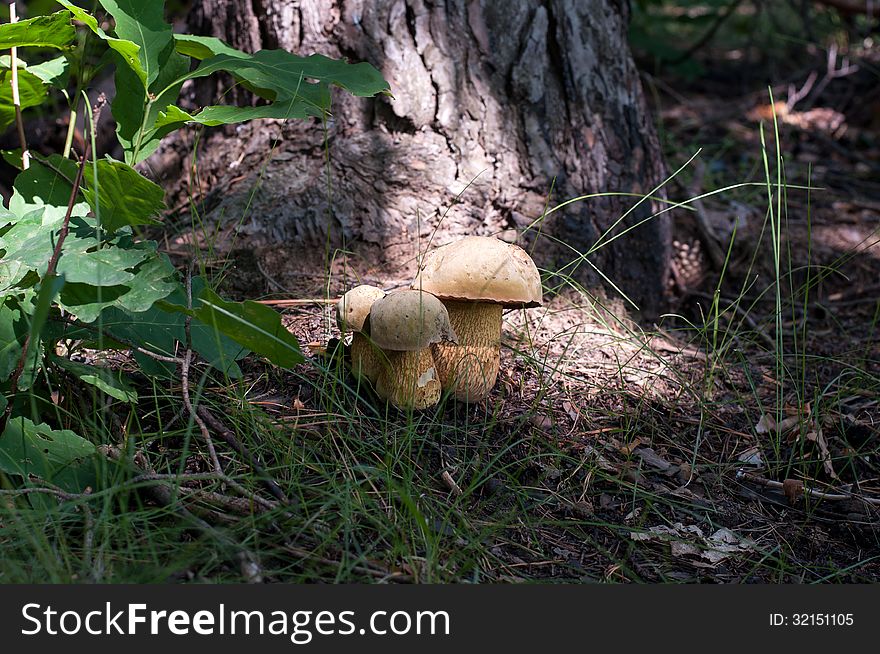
[336,285,386,384]
[411,236,542,402]
[368,290,457,410]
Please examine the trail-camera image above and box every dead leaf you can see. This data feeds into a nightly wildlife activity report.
[529,414,554,430]
[619,438,643,456]
[440,470,463,496]
[570,500,594,518]
[737,446,764,467]
[704,528,756,564]
[630,523,755,565]
[783,478,805,504]
[562,400,580,422]
[755,414,776,434]
[634,446,674,473]
[806,428,839,479]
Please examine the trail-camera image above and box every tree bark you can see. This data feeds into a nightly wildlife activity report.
[184,0,671,317]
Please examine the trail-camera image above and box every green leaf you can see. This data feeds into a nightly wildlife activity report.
[12,155,164,234]
[188,50,391,100]
[172,34,243,60]
[9,159,79,216]
[0,417,97,493]
[0,67,47,132]
[163,287,303,368]
[0,293,42,389]
[58,254,178,323]
[0,207,94,284]
[27,274,64,348]
[157,98,324,130]
[51,356,137,403]
[21,55,69,86]
[56,0,146,88]
[81,157,165,232]
[0,259,28,292]
[0,296,26,379]
[98,0,184,88]
[0,11,76,49]
[56,246,148,286]
[100,0,190,164]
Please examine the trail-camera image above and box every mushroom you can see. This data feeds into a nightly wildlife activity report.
[368,290,457,410]
[336,284,386,384]
[411,236,542,402]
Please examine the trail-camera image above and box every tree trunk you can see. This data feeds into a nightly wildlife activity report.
[183,0,671,317]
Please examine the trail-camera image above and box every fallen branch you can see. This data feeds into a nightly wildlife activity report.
[255,298,339,306]
[196,405,291,505]
[179,269,279,513]
[736,470,880,506]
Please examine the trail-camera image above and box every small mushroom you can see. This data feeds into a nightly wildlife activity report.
[412,236,542,402]
[336,285,386,384]
[368,290,457,410]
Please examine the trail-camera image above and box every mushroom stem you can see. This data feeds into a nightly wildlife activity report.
[375,349,441,410]
[350,333,380,384]
[431,301,502,402]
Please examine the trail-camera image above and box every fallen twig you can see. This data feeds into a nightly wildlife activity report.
[196,405,291,505]
[736,469,880,506]
[180,269,278,513]
[256,298,339,306]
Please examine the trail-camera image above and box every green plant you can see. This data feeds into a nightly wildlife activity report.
[0,0,389,493]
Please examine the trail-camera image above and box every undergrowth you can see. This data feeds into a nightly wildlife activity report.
[2,2,878,584]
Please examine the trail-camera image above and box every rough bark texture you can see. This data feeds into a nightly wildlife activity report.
[184,0,671,317]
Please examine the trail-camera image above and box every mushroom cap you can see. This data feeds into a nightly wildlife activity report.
[336,285,386,333]
[412,236,542,308]
[368,290,457,352]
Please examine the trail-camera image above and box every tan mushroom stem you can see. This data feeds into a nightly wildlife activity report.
[431,300,503,402]
[350,332,380,385]
[375,348,441,410]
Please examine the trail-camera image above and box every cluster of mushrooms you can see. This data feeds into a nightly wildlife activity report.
[335,236,542,410]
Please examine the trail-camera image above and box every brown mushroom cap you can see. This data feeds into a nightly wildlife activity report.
[336,285,386,333]
[412,236,542,308]
[368,290,457,351]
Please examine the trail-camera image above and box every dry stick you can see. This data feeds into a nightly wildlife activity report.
[736,470,880,507]
[180,348,277,513]
[281,544,412,582]
[179,270,278,513]
[8,3,29,170]
[256,298,339,306]
[99,445,263,581]
[47,96,105,277]
[195,405,291,505]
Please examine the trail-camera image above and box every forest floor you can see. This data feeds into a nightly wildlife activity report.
[7,50,877,585]
[147,57,880,583]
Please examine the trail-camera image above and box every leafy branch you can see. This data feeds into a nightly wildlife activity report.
[0,0,389,496]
